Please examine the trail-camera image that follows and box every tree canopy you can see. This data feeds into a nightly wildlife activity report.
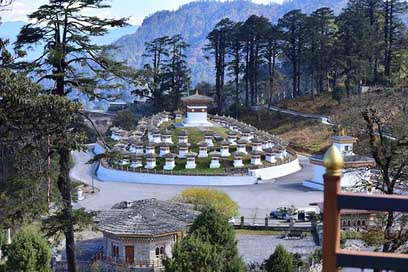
[264,244,296,272]
[165,208,245,272]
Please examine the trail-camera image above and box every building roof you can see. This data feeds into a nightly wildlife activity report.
[331,135,358,143]
[310,154,376,168]
[181,91,213,105]
[178,130,188,136]
[178,142,190,148]
[233,151,246,158]
[96,199,200,236]
[209,151,221,157]
[163,153,177,159]
[237,139,249,145]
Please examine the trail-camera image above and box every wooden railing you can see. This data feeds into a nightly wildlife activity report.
[322,146,408,271]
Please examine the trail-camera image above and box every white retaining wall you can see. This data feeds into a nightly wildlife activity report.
[249,158,302,180]
[94,142,105,155]
[96,163,258,186]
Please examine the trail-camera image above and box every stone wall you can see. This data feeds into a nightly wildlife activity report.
[103,234,176,264]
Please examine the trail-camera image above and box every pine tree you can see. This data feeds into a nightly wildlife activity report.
[165,208,245,272]
[15,1,129,271]
[261,23,281,104]
[136,36,171,110]
[278,10,308,98]
[162,35,191,110]
[307,8,337,94]
[226,21,244,117]
[241,15,271,105]
[205,18,235,113]
[383,0,408,80]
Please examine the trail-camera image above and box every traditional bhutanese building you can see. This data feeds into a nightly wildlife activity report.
[95,199,199,271]
[180,91,213,127]
[303,135,376,191]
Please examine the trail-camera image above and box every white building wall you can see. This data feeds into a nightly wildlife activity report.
[333,142,354,155]
[302,164,370,191]
[249,158,301,180]
[186,112,208,124]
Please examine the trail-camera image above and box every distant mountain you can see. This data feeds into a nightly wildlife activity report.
[0,21,139,59]
[110,0,348,85]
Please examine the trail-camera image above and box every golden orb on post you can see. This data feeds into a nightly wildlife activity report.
[323,145,344,176]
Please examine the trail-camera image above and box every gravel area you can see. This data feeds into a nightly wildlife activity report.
[237,234,317,264]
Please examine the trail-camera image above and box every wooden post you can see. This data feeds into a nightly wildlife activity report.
[265,217,269,227]
[322,146,344,272]
[240,216,244,228]
[323,174,341,272]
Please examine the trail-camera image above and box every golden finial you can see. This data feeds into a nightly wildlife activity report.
[339,127,346,136]
[195,89,199,95]
[323,145,344,176]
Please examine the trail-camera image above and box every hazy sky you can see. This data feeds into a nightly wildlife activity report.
[1,0,283,24]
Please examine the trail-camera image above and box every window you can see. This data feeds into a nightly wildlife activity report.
[112,244,119,258]
[347,220,351,226]
[160,247,165,255]
[357,220,361,226]
[362,220,366,226]
[155,247,160,257]
[342,221,346,226]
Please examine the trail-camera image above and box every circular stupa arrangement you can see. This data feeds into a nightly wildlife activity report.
[95,92,302,186]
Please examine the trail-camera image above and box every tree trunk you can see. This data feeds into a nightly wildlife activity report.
[55,72,77,272]
[58,147,77,272]
[292,60,297,98]
[245,46,249,109]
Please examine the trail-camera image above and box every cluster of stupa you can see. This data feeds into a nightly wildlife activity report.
[107,92,290,172]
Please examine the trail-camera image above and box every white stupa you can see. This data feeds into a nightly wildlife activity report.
[181,91,214,127]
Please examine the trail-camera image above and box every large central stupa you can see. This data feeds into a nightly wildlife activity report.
[181,91,214,127]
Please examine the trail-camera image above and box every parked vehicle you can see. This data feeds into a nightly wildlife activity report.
[287,206,321,222]
[270,206,296,220]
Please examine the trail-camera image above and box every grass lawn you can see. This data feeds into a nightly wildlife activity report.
[210,126,229,139]
[171,127,204,145]
[169,157,226,175]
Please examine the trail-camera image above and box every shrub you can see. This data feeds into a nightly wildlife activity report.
[175,188,239,218]
[112,109,138,130]
[264,245,295,272]
[6,226,51,272]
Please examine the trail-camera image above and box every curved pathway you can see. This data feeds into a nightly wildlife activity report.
[71,145,322,217]
[267,105,334,126]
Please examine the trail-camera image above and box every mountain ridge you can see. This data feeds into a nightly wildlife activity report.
[110,0,348,85]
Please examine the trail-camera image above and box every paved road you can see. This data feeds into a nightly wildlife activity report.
[71,145,323,217]
[267,105,334,126]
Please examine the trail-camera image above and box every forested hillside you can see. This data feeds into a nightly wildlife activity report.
[110,0,348,84]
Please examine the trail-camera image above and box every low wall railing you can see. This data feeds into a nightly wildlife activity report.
[94,253,163,269]
[232,216,313,232]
